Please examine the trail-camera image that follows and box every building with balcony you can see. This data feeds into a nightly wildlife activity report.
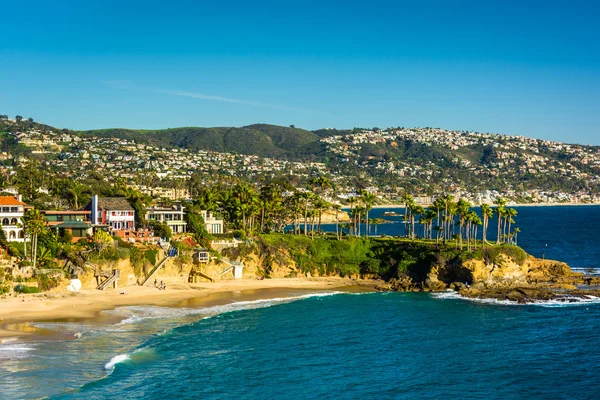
[0,195,30,242]
[85,195,135,238]
[201,210,223,234]
[146,204,187,234]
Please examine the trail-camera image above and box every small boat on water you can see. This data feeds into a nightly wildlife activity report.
[383,211,402,217]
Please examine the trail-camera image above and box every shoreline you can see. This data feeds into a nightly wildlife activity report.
[0,277,380,343]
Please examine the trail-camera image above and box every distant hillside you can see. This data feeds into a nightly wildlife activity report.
[77,124,322,158]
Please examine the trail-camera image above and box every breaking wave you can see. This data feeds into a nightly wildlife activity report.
[431,290,600,307]
[114,291,344,325]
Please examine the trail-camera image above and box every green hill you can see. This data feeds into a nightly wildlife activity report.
[77,124,321,158]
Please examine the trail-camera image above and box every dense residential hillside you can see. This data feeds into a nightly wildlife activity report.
[1,116,599,203]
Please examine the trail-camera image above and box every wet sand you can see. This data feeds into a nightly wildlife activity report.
[0,278,379,343]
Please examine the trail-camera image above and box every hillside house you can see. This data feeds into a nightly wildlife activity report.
[201,210,223,234]
[146,204,187,234]
[85,195,135,238]
[0,195,30,242]
[42,210,92,242]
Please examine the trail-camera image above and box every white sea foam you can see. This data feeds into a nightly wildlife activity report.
[431,291,600,307]
[0,343,37,360]
[571,268,600,276]
[114,291,343,325]
[105,353,129,370]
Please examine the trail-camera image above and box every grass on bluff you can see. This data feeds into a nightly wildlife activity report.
[256,234,529,279]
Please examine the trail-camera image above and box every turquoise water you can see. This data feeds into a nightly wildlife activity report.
[2,291,600,399]
[2,206,600,399]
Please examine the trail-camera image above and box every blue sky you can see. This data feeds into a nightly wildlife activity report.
[1,0,599,144]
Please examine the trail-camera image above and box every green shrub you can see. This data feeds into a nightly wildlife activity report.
[0,285,9,294]
[36,274,61,291]
[14,284,40,294]
[144,249,158,266]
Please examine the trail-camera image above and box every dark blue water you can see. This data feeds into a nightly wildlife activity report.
[2,206,600,399]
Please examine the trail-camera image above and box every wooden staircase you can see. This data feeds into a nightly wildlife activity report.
[188,268,214,283]
[96,269,120,290]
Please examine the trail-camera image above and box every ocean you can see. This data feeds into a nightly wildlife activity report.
[1,206,600,399]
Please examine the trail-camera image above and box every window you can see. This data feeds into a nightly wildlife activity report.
[10,218,17,225]
[129,211,133,216]
[112,211,116,216]
[10,207,17,213]
[2,218,8,225]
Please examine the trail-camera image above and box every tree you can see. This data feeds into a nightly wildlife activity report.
[494,198,507,244]
[512,227,521,245]
[149,220,172,240]
[0,114,8,120]
[456,199,472,248]
[67,181,90,209]
[361,191,377,238]
[93,230,114,253]
[400,193,414,238]
[480,204,493,247]
[22,209,46,268]
[15,115,23,122]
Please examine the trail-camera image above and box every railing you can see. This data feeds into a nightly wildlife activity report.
[96,270,120,290]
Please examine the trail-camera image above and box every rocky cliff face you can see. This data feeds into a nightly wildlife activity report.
[378,253,595,293]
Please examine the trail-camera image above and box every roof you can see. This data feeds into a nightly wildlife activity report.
[42,210,91,215]
[0,196,26,206]
[97,197,134,211]
[55,221,93,229]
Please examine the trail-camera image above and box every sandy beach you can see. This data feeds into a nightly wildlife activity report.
[0,277,379,342]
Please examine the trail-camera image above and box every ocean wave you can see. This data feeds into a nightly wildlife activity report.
[114,291,344,325]
[105,353,129,370]
[431,291,600,307]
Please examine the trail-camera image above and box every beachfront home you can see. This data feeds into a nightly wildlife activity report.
[201,210,223,234]
[85,195,135,238]
[0,195,29,242]
[146,204,187,234]
[42,210,92,242]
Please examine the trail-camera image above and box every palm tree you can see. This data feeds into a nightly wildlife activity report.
[409,204,425,240]
[22,209,46,269]
[400,194,414,238]
[512,227,521,245]
[346,197,358,235]
[456,199,472,248]
[506,208,518,243]
[480,204,493,248]
[494,198,507,244]
[440,194,454,243]
[361,191,377,238]
[332,204,342,240]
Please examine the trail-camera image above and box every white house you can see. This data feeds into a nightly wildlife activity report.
[146,204,187,234]
[0,195,29,242]
[201,210,223,234]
